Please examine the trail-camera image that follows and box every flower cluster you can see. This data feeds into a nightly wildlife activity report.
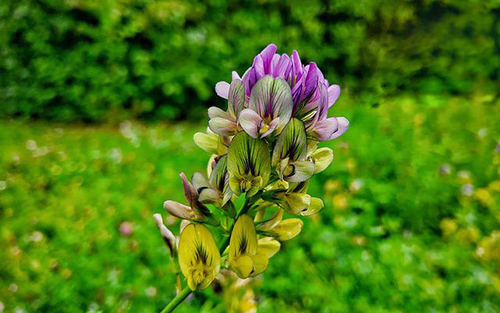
[155,44,349,298]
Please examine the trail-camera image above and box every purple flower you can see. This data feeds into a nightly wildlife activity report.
[215,44,349,141]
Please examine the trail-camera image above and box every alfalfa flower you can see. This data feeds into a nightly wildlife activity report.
[227,132,271,197]
[228,215,269,278]
[156,43,350,312]
[208,79,246,137]
[272,118,314,182]
[238,75,293,138]
[178,223,221,291]
[163,173,219,225]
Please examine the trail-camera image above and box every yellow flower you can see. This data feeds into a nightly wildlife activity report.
[178,223,220,291]
[229,215,269,278]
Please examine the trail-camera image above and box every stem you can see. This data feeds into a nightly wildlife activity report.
[158,198,252,313]
[160,287,191,313]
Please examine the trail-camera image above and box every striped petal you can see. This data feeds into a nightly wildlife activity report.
[178,223,220,291]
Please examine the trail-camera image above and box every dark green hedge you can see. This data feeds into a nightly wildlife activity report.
[1,0,498,121]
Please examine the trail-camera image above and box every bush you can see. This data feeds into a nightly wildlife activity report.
[0,0,499,121]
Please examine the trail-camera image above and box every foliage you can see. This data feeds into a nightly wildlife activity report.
[1,0,499,121]
[1,94,499,312]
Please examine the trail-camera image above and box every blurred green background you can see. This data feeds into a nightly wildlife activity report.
[1,0,500,312]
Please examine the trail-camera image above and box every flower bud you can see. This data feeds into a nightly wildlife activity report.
[153,213,176,257]
[163,200,195,220]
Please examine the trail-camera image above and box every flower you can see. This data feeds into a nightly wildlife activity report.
[229,215,269,278]
[272,118,314,182]
[215,43,349,142]
[178,223,221,291]
[163,173,219,226]
[227,132,271,197]
[262,181,324,216]
[208,79,246,137]
[238,75,293,138]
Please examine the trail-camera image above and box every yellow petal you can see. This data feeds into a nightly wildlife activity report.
[282,193,311,215]
[178,223,220,290]
[300,197,324,216]
[272,218,304,241]
[258,237,281,258]
[250,253,269,276]
[257,209,284,231]
[311,147,334,173]
[229,215,258,261]
[230,254,254,278]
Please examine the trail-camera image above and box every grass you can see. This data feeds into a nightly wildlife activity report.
[1,94,499,312]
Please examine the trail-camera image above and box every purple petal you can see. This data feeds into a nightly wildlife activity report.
[291,50,303,82]
[259,43,277,74]
[310,117,339,141]
[273,54,291,79]
[215,81,230,99]
[238,109,262,138]
[180,172,197,206]
[328,85,341,108]
[300,63,318,103]
[232,71,241,80]
[328,117,349,140]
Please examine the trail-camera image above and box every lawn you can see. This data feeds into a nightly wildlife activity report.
[1,94,499,312]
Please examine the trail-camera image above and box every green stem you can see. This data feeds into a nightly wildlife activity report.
[159,198,252,313]
[160,287,191,313]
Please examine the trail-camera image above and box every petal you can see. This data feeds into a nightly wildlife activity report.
[328,117,350,140]
[257,237,281,258]
[178,224,220,290]
[229,215,258,260]
[272,54,290,78]
[272,218,304,241]
[208,106,231,119]
[228,79,246,117]
[259,43,277,74]
[163,200,194,220]
[215,81,230,99]
[238,108,262,138]
[231,254,254,278]
[327,84,341,108]
[300,63,318,103]
[257,209,284,231]
[227,132,271,194]
[248,76,293,131]
[208,117,237,137]
[300,197,324,216]
[281,193,311,215]
[311,147,334,173]
[153,213,176,257]
[250,252,269,276]
[209,155,228,192]
[284,160,315,183]
[272,118,307,165]
[260,117,280,138]
[309,117,339,141]
[180,172,197,206]
[193,131,218,155]
[231,71,241,80]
